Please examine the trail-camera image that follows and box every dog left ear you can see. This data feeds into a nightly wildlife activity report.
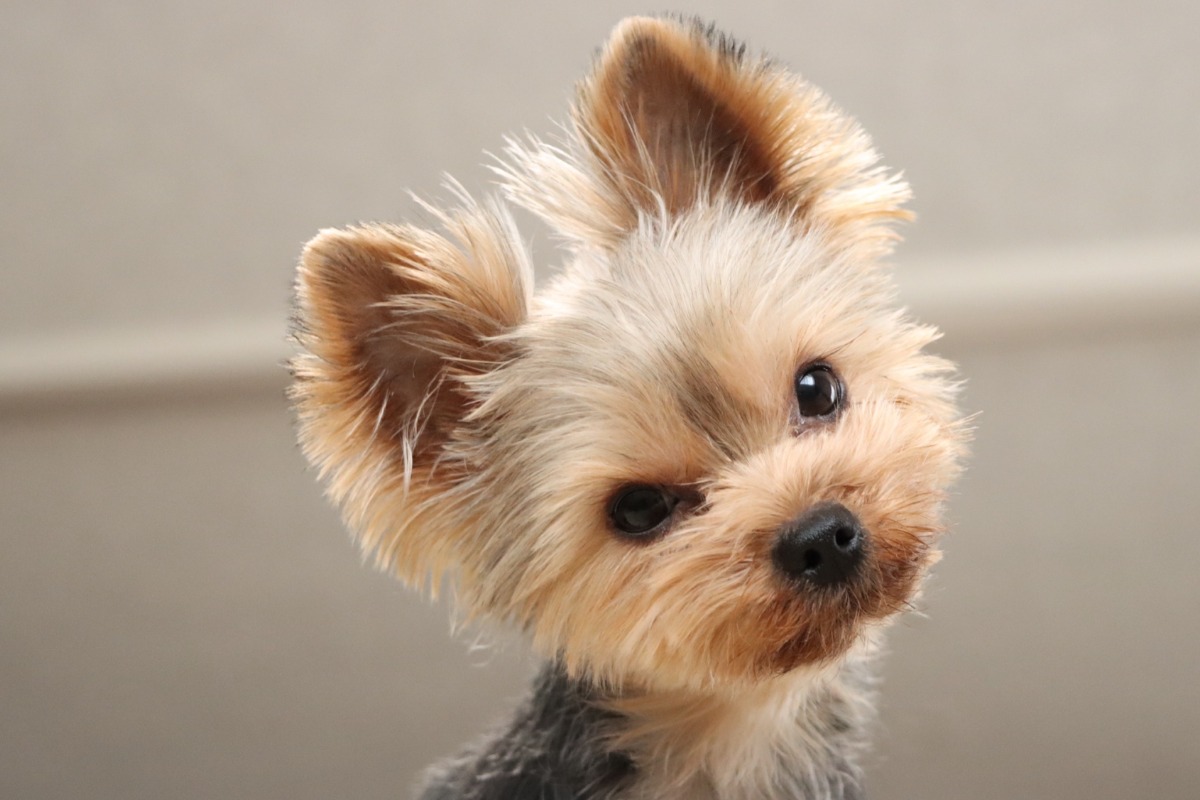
[504,16,910,255]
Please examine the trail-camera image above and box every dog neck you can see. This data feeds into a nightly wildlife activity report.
[419,644,876,800]
[601,649,875,800]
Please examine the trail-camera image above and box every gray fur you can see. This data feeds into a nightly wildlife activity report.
[417,660,871,800]
[418,663,634,800]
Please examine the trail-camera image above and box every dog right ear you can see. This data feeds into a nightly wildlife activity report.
[502,16,910,260]
[291,201,531,574]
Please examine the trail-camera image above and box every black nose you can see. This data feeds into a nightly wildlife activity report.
[772,503,866,587]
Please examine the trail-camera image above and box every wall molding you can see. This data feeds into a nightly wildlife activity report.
[0,320,292,410]
[898,235,1200,346]
[2,237,1197,410]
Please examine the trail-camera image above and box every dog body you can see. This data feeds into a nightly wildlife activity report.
[292,17,965,800]
[419,657,872,800]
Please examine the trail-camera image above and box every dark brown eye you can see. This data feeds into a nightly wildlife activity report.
[795,365,842,418]
[610,485,675,537]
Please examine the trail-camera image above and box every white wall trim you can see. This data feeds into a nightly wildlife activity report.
[0,320,292,409]
[898,236,1200,346]
[2,237,1197,409]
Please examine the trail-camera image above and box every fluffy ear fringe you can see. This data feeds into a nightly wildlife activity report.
[498,15,911,257]
[290,196,532,582]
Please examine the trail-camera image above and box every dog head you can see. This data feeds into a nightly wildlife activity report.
[292,17,966,693]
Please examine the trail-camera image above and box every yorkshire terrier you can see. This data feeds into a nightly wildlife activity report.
[292,16,966,800]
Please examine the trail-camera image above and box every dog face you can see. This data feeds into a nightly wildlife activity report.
[292,17,965,694]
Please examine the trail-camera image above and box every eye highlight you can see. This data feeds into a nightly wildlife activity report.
[609,485,676,538]
[794,364,843,419]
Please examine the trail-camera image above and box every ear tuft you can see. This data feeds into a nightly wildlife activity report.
[500,16,911,256]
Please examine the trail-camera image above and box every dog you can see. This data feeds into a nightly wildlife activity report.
[291,15,967,800]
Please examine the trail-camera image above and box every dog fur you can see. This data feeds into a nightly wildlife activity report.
[291,16,967,800]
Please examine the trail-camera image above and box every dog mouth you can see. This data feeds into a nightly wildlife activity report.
[763,534,930,673]
[764,584,877,672]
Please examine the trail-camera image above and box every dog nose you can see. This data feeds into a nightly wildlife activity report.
[772,503,866,587]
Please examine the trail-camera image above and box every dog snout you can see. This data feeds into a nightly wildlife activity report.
[772,502,866,587]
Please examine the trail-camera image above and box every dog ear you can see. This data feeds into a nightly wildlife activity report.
[503,16,910,255]
[291,201,530,574]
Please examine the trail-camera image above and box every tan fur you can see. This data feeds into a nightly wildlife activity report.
[292,196,532,584]
[292,15,967,798]
[609,641,879,799]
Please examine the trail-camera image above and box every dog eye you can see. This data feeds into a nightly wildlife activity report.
[609,485,676,537]
[794,365,842,418]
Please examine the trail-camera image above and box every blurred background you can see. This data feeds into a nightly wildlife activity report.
[2,2,1197,798]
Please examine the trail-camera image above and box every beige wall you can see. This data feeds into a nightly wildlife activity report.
[3,2,1198,799]
[4,0,1198,339]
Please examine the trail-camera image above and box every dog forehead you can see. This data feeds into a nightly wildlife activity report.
[537,207,815,328]
[531,206,847,373]
[515,210,842,463]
